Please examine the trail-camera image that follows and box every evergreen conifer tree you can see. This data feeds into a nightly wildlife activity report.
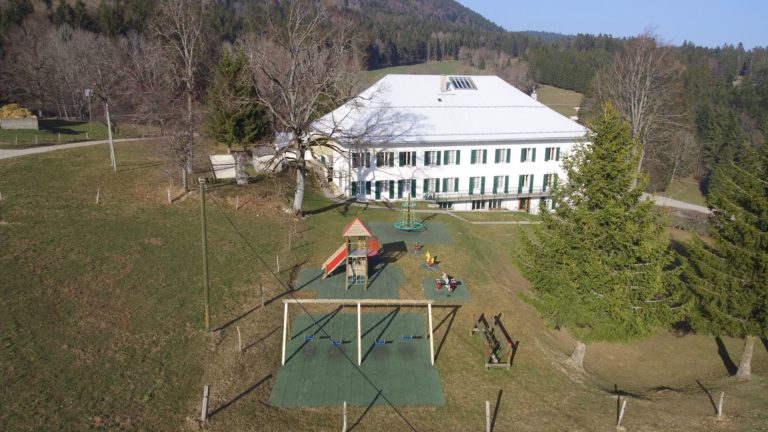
[684,143,767,379]
[205,48,270,184]
[516,104,679,368]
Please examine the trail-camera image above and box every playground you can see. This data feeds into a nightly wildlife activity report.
[270,308,445,407]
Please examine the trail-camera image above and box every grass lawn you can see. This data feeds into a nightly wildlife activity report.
[535,85,583,118]
[0,119,153,149]
[452,210,539,222]
[2,140,767,431]
[658,177,707,207]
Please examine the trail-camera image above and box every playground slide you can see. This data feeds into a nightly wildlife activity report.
[322,244,347,278]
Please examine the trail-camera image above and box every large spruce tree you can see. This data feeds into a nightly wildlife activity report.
[684,143,767,379]
[205,48,270,184]
[516,104,678,369]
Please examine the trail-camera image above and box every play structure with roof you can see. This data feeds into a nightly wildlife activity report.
[321,218,380,290]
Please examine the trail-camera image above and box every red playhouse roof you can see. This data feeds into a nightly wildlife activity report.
[342,217,373,237]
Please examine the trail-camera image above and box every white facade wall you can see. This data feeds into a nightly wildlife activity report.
[327,139,573,214]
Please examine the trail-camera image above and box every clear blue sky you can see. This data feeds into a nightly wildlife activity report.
[457,0,767,49]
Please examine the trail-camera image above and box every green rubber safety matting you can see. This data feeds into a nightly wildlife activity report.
[421,279,472,302]
[369,221,454,245]
[270,311,445,407]
[293,262,404,299]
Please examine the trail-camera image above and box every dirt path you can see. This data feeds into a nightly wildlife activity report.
[0,138,146,160]
[644,193,711,214]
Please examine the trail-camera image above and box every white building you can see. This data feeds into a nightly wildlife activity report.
[311,74,586,213]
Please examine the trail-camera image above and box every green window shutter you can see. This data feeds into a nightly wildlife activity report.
[424,151,430,166]
[436,151,442,166]
[520,149,526,162]
[411,179,416,197]
[480,177,486,195]
[482,149,487,164]
[389,180,395,199]
[506,149,511,163]
[351,181,358,196]
[471,150,477,164]
[375,181,382,199]
[365,153,371,168]
[399,152,406,166]
[376,153,382,167]
[456,150,460,165]
[469,177,475,195]
[423,179,429,194]
[454,178,459,192]
[529,175,534,193]
[543,174,549,191]
[556,147,560,161]
[365,181,371,195]
[532,148,537,162]
[493,176,498,194]
[398,180,403,198]
[518,175,524,193]
[411,152,416,166]
[504,176,509,193]
[442,178,448,192]
[495,149,500,163]
[443,150,449,165]
[389,153,394,167]
[544,148,550,161]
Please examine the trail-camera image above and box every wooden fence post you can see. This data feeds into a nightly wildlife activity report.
[236,326,242,352]
[95,187,100,204]
[617,399,627,429]
[717,391,724,418]
[200,385,210,421]
[485,400,491,432]
[342,400,347,432]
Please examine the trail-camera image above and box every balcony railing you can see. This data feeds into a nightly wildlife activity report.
[424,186,552,202]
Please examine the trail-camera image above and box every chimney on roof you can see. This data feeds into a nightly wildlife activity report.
[440,75,448,93]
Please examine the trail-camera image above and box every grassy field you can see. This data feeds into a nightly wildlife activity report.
[658,177,707,207]
[1,140,767,431]
[535,85,584,118]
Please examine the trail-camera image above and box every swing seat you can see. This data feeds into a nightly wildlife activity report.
[304,335,315,341]
[332,339,343,346]
[375,339,386,345]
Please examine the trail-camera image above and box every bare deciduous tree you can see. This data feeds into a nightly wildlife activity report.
[242,1,361,215]
[153,0,210,190]
[594,32,684,188]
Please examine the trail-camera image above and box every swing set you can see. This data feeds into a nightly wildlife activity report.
[471,313,518,369]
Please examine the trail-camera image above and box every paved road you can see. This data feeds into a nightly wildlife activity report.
[0,138,147,160]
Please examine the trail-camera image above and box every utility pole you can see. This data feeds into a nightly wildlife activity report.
[200,178,210,331]
[105,101,116,172]
[85,89,93,136]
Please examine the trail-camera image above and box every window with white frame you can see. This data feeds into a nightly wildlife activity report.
[399,151,417,167]
[443,150,460,165]
[495,148,510,163]
[425,178,438,193]
[470,149,486,164]
[470,176,483,194]
[424,150,440,166]
[351,152,370,168]
[442,177,459,192]
[520,147,536,162]
[376,151,394,167]
[544,147,561,161]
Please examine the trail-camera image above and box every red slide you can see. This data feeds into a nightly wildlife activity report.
[367,237,380,257]
[322,243,347,278]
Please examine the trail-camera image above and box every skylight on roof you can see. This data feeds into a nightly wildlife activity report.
[448,76,477,90]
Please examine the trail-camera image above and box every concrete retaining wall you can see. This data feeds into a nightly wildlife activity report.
[0,118,39,130]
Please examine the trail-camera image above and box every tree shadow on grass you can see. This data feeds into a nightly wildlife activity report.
[715,336,738,375]
[208,374,272,418]
[761,336,768,353]
[40,119,88,135]
[695,379,718,415]
[434,305,459,362]
[348,389,381,431]
[303,197,357,216]
[491,389,503,432]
